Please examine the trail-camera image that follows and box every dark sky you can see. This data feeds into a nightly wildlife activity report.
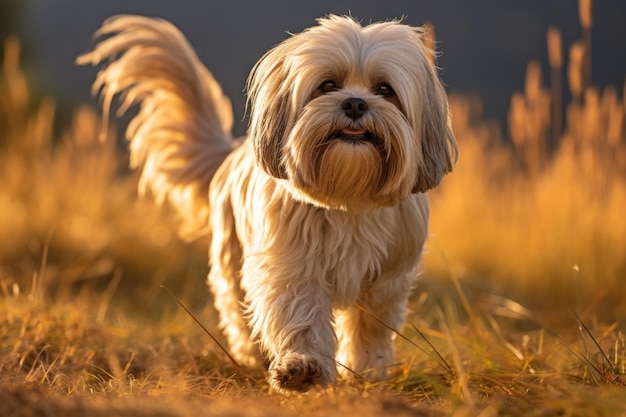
[17,0,626,136]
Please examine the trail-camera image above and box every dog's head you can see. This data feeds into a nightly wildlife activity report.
[247,15,458,210]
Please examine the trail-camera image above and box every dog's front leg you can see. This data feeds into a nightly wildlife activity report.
[242,257,336,393]
[334,272,413,381]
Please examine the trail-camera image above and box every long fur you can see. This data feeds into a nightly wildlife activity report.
[79,14,457,394]
[77,16,235,239]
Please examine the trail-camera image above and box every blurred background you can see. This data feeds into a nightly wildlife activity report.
[5,0,626,135]
[1,0,625,322]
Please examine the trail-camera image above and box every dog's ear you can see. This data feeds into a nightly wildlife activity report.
[246,44,292,180]
[411,30,458,193]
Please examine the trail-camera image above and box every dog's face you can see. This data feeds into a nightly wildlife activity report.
[247,15,457,210]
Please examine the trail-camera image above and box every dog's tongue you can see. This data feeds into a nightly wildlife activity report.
[342,128,366,136]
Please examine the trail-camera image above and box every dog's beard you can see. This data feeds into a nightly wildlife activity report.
[282,96,417,211]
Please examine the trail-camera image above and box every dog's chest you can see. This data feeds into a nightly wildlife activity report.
[234,168,428,307]
[311,205,425,306]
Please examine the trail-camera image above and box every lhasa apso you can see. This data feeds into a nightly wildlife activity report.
[78,14,457,393]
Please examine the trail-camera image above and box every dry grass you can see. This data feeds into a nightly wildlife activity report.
[1,4,626,415]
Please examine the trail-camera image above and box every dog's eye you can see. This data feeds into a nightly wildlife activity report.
[376,84,395,97]
[319,81,338,93]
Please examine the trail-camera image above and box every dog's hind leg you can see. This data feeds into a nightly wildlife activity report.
[207,186,261,368]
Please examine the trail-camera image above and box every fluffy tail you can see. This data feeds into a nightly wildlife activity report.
[77,15,235,239]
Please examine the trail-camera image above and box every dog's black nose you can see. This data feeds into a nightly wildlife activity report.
[341,98,368,120]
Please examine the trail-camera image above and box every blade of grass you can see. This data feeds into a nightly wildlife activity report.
[356,303,452,373]
[574,311,615,372]
[160,285,247,377]
[407,320,452,372]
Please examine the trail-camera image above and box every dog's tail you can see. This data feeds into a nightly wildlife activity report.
[77,15,235,239]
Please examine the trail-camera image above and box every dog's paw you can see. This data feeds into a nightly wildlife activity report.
[268,352,334,393]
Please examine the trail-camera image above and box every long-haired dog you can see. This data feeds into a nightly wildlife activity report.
[78,14,457,393]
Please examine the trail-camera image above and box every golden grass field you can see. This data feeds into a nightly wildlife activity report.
[1,4,625,416]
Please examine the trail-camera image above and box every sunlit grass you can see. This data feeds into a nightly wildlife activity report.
[426,77,626,319]
[1,1,626,414]
[1,37,210,320]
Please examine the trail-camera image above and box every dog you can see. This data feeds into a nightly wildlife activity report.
[78,14,457,393]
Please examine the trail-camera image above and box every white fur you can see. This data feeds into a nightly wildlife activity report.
[79,14,457,393]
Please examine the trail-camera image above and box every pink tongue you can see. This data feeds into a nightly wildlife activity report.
[342,128,366,135]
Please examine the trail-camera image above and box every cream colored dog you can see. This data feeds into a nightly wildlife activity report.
[79,14,457,393]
